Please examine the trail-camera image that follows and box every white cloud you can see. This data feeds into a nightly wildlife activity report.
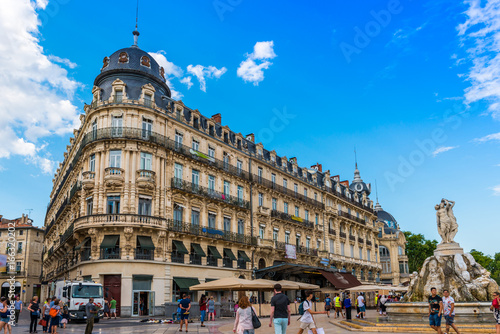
[432,146,459,157]
[474,132,500,142]
[0,0,82,174]
[492,184,500,196]
[237,41,277,85]
[457,0,500,120]
[149,50,184,99]
[187,65,227,92]
[180,76,193,89]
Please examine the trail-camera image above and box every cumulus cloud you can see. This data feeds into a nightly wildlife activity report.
[432,146,459,157]
[180,76,193,89]
[237,41,277,85]
[493,184,500,196]
[474,132,500,142]
[0,0,82,174]
[457,0,500,120]
[149,50,184,99]
[187,65,227,92]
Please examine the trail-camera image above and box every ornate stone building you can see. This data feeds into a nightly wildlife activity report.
[42,35,402,316]
[0,214,44,302]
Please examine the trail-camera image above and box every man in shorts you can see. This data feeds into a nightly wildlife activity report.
[356,293,366,319]
[428,287,443,334]
[324,294,332,318]
[109,296,117,319]
[442,290,460,334]
[297,290,327,334]
[179,293,191,332]
[489,291,500,334]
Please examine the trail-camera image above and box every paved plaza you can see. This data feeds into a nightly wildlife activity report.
[10,309,457,334]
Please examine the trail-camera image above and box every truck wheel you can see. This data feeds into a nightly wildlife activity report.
[94,318,100,323]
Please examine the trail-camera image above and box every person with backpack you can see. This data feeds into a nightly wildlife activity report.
[297,290,327,334]
[269,283,291,334]
[49,298,61,334]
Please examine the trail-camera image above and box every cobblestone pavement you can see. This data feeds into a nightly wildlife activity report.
[12,309,417,333]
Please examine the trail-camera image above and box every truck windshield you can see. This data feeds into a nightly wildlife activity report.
[72,285,103,298]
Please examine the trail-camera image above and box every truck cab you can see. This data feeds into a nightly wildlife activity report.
[56,281,104,322]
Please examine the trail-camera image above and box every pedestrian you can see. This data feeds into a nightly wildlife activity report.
[57,300,64,328]
[178,293,191,332]
[85,297,97,334]
[334,293,343,319]
[0,297,11,334]
[109,296,117,319]
[140,297,144,316]
[324,294,332,318]
[49,298,61,334]
[269,283,291,334]
[343,293,352,320]
[490,291,500,334]
[356,293,366,319]
[428,287,443,334]
[208,296,215,321]
[60,305,69,329]
[375,294,379,313]
[379,295,388,316]
[233,295,257,334]
[13,296,22,324]
[103,298,110,319]
[199,294,207,327]
[28,296,40,333]
[297,290,327,334]
[442,290,460,334]
[42,298,51,333]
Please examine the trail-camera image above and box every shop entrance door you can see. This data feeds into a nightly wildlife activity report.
[132,290,154,316]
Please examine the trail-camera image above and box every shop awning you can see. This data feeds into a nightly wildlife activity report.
[75,237,90,250]
[318,270,361,289]
[173,240,189,254]
[208,246,222,259]
[137,236,155,249]
[100,235,119,249]
[223,248,237,261]
[238,250,251,262]
[173,277,201,290]
[192,243,206,257]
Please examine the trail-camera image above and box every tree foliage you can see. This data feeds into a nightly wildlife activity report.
[470,249,500,285]
[403,231,438,273]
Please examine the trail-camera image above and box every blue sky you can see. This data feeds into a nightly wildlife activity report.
[0,0,499,255]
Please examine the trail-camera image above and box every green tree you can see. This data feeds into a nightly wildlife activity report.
[470,249,500,285]
[403,231,438,273]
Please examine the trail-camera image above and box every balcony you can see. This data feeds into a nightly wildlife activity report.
[223,258,233,268]
[82,171,95,190]
[207,256,218,267]
[74,214,167,230]
[190,254,202,265]
[171,252,184,263]
[171,178,250,210]
[135,248,154,260]
[167,220,257,246]
[271,210,314,229]
[100,248,121,260]
[297,245,318,256]
[136,170,156,190]
[237,259,247,269]
[349,235,356,242]
[80,249,91,262]
[252,175,324,209]
[339,232,347,239]
[328,228,336,236]
[325,185,374,213]
[104,167,124,188]
[339,211,366,225]
[358,237,364,244]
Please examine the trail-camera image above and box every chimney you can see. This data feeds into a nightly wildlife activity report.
[211,113,221,124]
[246,133,255,143]
[311,163,322,172]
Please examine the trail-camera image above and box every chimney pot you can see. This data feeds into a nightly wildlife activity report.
[211,113,221,124]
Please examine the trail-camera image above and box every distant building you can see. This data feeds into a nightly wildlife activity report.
[374,203,409,285]
[42,31,405,316]
[0,214,44,302]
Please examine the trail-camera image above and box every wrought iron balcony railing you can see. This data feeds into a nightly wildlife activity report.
[135,248,154,260]
[270,209,314,229]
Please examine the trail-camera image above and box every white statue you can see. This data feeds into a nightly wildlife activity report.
[435,198,458,244]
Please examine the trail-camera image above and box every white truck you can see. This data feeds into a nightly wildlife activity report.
[53,280,105,322]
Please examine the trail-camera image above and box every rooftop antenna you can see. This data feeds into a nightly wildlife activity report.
[375,180,379,203]
[25,209,33,217]
[132,0,140,47]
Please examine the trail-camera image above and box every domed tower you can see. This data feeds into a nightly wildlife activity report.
[349,162,371,196]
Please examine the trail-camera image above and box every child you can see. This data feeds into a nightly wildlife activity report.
[61,304,69,329]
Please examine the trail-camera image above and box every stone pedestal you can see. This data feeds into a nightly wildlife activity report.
[434,242,464,257]
[386,302,493,323]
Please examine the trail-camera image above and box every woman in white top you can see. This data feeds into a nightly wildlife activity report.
[233,295,256,334]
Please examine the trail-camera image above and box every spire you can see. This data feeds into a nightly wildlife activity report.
[132,0,140,47]
[353,147,362,182]
[374,180,382,211]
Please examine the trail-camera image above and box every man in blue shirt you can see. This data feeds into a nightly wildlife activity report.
[178,294,191,332]
[343,293,352,320]
[324,294,332,318]
[14,296,22,323]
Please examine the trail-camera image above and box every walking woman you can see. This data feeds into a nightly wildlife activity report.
[233,295,257,334]
[490,291,500,334]
[42,298,50,333]
[27,296,40,333]
[0,297,12,334]
[380,295,388,316]
[208,296,215,321]
[103,298,110,319]
[199,294,207,327]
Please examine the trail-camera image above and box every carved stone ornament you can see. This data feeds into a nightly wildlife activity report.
[124,227,134,241]
[102,57,110,69]
[160,66,165,79]
[141,55,151,68]
[118,52,129,63]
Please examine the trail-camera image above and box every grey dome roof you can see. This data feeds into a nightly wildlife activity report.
[100,46,166,83]
[377,209,398,230]
[349,163,371,195]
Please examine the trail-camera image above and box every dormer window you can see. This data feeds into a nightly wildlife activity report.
[118,52,129,63]
[114,90,123,103]
[144,93,152,108]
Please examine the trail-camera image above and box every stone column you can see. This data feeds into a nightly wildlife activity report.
[130,151,137,213]
[123,149,130,214]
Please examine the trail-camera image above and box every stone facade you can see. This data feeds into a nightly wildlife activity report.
[0,214,44,303]
[42,44,403,316]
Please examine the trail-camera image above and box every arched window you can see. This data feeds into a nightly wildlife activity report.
[258,258,266,269]
[379,246,391,274]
